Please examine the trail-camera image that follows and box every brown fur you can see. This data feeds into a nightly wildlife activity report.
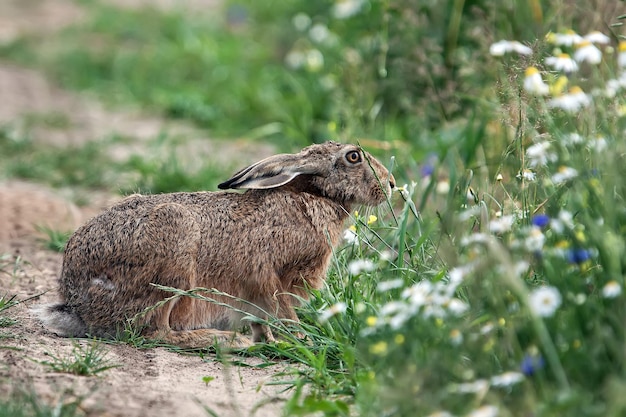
[35,142,395,348]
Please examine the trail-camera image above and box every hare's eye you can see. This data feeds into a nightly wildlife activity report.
[345,151,362,164]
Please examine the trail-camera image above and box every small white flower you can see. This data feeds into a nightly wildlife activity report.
[528,286,562,317]
[318,302,347,322]
[545,53,579,72]
[285,50,306,69]
[343,228,358,243]
[449,329,463,345]
[309,23,332,44]
[524,227,545,252]
[602,281,622,298]
[292,13,311,31]
[574,41,602,64]
[305,49,324,72]
[550,210,574,233]
[466,405,499,417]
[517,169,536,181]
[380,301,406,317]
[490,371,525,387]
[402,281,432,307]
[526,141,557,167]
[547,30,583,47]
[489,40,532,56]
[584,31,611,44]
[489,215,515,234]
[523,67,549,95]
[377,278,404,292]
[588,136,607,153]
[454,379,489,394]
[332,0,364,19]
[551,166,578,184]
[548,87,591,113]
[347,259,375,275]
[618,41,626,68]
[446,298,469,316]
[561,132,584,146]
[436,179,450,195]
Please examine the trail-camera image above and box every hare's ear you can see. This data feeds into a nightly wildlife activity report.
[218,154,321,190]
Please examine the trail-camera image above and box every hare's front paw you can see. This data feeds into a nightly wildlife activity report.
[251,323,276,343]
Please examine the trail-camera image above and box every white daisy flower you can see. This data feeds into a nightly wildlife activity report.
[454,379,489,394]
[561,132,584,146]
[547,86,591,113]
[318,302,347,322]
[524,226,545,252]
[489,215,515,234]
[602,281,622,298]
[618,41,626,68]
[292,13,311,31]
[523,67,549,95]
[547,30,583,47]
[574,40,602,64]
[550,210,574,233]
[305,49,324,72]
[377,278,404,292]
[545,53,578,72]
[528,286,562,317]
[584,31,610,44]
[466,405,499,417]
[309,23,332,44]
[446,298,469,316]
[343,228,358,243]
[587,136,607,153]
[526,141,557,167]
[517,169,536,181]
[489,40,532,56]
[490,371,525,387]
[551,166,578,184]
[332,0,365,19]
[347,258,375,275]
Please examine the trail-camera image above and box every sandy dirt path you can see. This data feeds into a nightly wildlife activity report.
[0,1,290,416]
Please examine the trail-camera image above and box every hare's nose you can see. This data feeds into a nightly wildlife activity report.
[389,174,396,189]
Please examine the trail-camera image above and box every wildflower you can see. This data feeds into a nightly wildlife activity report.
[467,405,498,417]
[343,228,358,243]
[305,49,324,72]
[551,166,578,184]
[526,141,557,167]
[549,75,569,96]
[550,210,574,233]
[454,379,489,394]
[366,316,377,326]
[394,334,405,345]
[618,41,626,68]
[531,214,550,228]
[602,281,622,298]
[520,352,545,375]
[489,215,515,234]
[347,259,375,275]
[496,173,503,181]
[561,132,584,146]
[574,40,602,64]
[587,136,607,153]
[490,371,524,387]
[547,86,591,113]
[369,340,388,355]
[584,31,610,44]
[489,40,532,56]
[566,248,591,264]
[524,227,545,252]
[402,281,433,306]
[377,278,404,292]
[528,286,562,317]
[449,329,463,345]
[545,53,578,72]
[446,299,469,316]
[517,169,536,181]
[367,215,377,225]
[332,0,364,19]
[318,302,347,322]
[547,30,583,47]
[523,67,549,95]
[284,50,306,69]
[292,13,311,31]
[309,23,332,44]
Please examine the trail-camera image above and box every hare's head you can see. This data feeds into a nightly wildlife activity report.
[218,142,395,207]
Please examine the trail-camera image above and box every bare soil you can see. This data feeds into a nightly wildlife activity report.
[0,1,289,416]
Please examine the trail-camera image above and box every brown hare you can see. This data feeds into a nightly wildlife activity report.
[36,141,395,348]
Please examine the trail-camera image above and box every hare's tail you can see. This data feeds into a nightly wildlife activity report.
[33,303,88,338]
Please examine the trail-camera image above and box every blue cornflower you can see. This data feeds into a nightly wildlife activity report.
[531,214,550,228]
[566,248,591,264]
[520,353,545,376]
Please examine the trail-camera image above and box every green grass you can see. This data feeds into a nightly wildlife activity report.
[0,390,82,417]
[38,340,119,376]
